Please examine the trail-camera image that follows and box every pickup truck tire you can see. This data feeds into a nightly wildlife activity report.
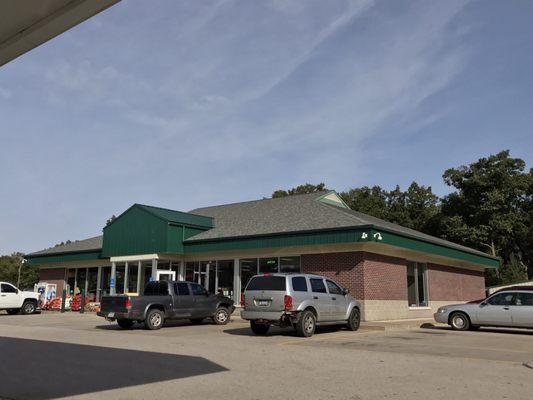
[117,319,135,329]
[145,309,164,330]
[21,300,36,315]
[190,318,204,324]
[213,306,230,325]
[250,320,270,335]
[295,310,316,337]
[7,309,20,315]
[346,308,360,331]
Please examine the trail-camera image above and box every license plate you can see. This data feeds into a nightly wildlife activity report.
[108,312,115,318]
[257,300,269,307]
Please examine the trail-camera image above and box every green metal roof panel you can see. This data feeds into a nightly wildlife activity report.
[136,204,213,228]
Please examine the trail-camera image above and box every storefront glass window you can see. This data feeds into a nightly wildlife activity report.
[407,261,428,307]
[240,259,258,292]
[217,260,234,299]
[185,262,196,282]
[280,256,300,273]
[115,265,125,294]
[127,263,138,293]
[87,268,98,301]
[76,268,87,294]
[259,257,278,274]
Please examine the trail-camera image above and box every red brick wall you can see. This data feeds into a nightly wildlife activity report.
[301,252,365,298]
[301,252,486,302]
[39,268,66,295]
[428,264,485,301]
[360,253,407,300]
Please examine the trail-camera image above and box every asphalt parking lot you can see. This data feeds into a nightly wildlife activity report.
[1,311,532,400]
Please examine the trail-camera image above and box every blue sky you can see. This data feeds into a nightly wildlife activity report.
[1,0,532,254]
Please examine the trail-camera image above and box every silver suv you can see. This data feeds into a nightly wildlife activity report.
[240,273,361,337]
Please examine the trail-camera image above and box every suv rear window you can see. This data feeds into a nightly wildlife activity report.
[292,277,308,292]
[246,276,286,291]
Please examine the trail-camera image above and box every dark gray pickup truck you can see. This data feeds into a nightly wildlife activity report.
[97,280,235,330]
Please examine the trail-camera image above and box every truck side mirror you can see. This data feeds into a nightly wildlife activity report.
[342,288,349,296]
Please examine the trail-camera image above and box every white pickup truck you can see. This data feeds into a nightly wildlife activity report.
[0,282,39,315]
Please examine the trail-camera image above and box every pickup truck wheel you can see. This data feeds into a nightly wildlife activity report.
[190,318,204,324]
[295,310,316,338]
[21,300,36,315]
[213,307,230,325]
[346,308,361,331]
[117,319,135,329]
[7,309,20,315]
[250,320,270,335]
[145,309,164,330]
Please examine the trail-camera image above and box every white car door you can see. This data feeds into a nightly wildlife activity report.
[511,292,533,328]
[0,283,21,308]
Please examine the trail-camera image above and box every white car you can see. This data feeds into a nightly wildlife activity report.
[0,282,40,315]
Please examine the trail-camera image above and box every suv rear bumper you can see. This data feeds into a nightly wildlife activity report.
[241,310,284,321]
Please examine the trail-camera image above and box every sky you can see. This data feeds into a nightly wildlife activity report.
[0,0,532,254]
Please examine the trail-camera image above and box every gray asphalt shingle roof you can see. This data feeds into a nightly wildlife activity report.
[187,191,493,259]
[27,235,102,256]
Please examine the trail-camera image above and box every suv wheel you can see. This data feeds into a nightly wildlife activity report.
[117,319,135,329]
[213,306,230,325]
[346,308,361,331]
[295,310,316,337]
[145,309,164,330]
[250,320,270,335]
[450,312,470,331]
[21,300,36,315]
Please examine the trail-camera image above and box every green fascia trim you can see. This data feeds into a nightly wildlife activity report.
[183,225,499,268]
[370,227,500,268]
[25,250,104,266]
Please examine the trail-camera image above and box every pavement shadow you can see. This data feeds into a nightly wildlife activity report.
[0,336,228,400]
[421,323,533,336]
[224,325,343,337]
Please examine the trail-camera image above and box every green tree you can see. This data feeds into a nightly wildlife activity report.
[272,183,328,198]
[438,150,532,280]
[0,253,39,290]
[340,186,389,220]
[340,182,439,233]
[106,215,117,226]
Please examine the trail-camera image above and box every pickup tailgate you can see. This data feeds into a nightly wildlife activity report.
[100,295,129,313]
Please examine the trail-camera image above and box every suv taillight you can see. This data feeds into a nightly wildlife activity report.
[241,293,245,308]
[284,295,293,311]
[125,298,132,310]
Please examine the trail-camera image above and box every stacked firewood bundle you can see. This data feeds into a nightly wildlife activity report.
[70,294,90,311]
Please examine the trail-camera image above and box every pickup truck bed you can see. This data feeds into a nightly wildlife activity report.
[97,280,235,330]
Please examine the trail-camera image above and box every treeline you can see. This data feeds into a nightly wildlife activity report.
[0,253,39,290]
[272,151,533,286]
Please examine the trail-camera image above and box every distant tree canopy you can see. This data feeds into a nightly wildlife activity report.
[272,183,328,198]
[272,150,533,286]
[106,215,117,226]
[0,253,39,290]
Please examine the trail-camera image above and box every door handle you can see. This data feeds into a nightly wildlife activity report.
[313,296,318,300]
[331,297,337,301]
[503,306,510,310]
[0,294,6,297]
